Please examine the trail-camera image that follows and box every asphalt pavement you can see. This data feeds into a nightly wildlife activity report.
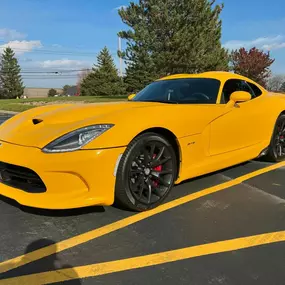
[0,114,284,284]
[0,114,14,125]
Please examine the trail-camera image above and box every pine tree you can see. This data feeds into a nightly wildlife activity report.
[118,0,229,92]
[123,56,157,93]
[0,47,24,99]
[80,47,125,96]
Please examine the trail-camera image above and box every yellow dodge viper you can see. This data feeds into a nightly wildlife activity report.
[0,71,284,211]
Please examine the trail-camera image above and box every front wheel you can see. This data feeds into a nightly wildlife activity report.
[115,132,177,212]
[263,114,285,162]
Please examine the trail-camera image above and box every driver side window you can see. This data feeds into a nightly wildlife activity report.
[221,79,253,104]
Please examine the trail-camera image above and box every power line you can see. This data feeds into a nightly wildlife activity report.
[22,75,78,79]
[21,74,80,77]
[1,47,118,57]
[21,75,80,77]
[21,69,91,74]
[0,68,92,74]
[12,67,91,71]
[22,78,79,80]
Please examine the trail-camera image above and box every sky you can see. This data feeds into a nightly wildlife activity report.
[0,0,284,88]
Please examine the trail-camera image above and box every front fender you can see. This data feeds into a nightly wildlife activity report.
[82,123,179,149]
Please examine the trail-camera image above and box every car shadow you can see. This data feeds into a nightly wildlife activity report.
[0,238,82,284]
[106,160,274,212]
[177,160,272,186]
[0,160,274,216]
[0,195,105,217]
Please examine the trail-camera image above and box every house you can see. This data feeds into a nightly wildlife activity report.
[23,87,63,98]
[66,86,79,96]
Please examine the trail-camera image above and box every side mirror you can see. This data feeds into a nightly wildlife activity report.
[128,93,136,101]
[227,91,251,107]
[230,91,251,103]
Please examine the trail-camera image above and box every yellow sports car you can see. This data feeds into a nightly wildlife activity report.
[0,71,284,211]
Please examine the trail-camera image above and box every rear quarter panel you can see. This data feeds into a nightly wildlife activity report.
[257,93,285,143]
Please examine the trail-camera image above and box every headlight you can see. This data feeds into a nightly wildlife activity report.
[42,124,114,153]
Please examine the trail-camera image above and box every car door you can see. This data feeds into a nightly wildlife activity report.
[209,79,265,156]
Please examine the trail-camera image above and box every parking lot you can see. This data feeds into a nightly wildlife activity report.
[0,115,285,284]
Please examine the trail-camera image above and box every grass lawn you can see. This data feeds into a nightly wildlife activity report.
[0,96,128,112]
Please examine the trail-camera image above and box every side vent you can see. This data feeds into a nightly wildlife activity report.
[32,118,43,125]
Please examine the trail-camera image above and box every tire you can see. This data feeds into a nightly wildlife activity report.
[115,132,177,212]
[263,114,285,162]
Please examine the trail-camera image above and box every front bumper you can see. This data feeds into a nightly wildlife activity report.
[0,141,126,209]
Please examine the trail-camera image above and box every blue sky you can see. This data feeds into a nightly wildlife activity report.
[0,0,284,88]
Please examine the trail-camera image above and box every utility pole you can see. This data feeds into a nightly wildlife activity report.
[118,36,123,78]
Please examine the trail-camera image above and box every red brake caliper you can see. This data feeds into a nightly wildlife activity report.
[279,127,284,139]
[152,154,162,187]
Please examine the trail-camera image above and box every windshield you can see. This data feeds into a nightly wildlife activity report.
[133,78,221,104]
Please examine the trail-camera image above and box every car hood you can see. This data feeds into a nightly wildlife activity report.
[0,101,160,148]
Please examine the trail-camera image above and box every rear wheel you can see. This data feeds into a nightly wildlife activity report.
[263,114,285,162]
[115,132,177,212]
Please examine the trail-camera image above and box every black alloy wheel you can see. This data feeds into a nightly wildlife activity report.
[115,132,177,211]
[263,114,285,162]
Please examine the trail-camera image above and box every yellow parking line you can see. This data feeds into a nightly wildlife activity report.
[2,230,285,285]
[0,161,284,275]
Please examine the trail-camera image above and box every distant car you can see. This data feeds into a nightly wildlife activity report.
[0,71,284,211]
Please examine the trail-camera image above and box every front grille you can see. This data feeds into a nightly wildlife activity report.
[0,162,46,193]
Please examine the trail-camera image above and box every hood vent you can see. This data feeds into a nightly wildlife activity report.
[32,118,43,125]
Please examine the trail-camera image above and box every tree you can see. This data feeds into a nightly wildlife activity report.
[122,54,157,93]
[118,0,229,92]
[77,69,91,86]
[76,69,91,95]
[0,47,24,99]
[48,88,57,97]
[230,47,275,87]
[267,75,285,92]
[80,47,125,96]
[62,85,71,95]
[280,82,285,93]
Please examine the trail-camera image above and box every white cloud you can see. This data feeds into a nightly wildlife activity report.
[0,40,42,55]
[114,5,127,10]
[52,44,62,48]
[21,58,33,62]
[262,42,285,51]
[0,28,26,40]
[39,59,89,69]
[224,35,285,51]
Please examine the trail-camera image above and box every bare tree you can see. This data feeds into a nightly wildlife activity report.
[281,81,285,93]
[77,69,91,85]
[76,69,91,95]
[267,75,285,92]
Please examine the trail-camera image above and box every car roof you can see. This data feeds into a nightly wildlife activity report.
[157,71,267,92]
[158,71,253,81]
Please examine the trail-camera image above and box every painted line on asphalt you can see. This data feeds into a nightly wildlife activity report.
[0,161,284,275]
[2,230,285,284]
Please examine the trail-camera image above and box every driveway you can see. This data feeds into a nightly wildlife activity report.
[0,115,284,284]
